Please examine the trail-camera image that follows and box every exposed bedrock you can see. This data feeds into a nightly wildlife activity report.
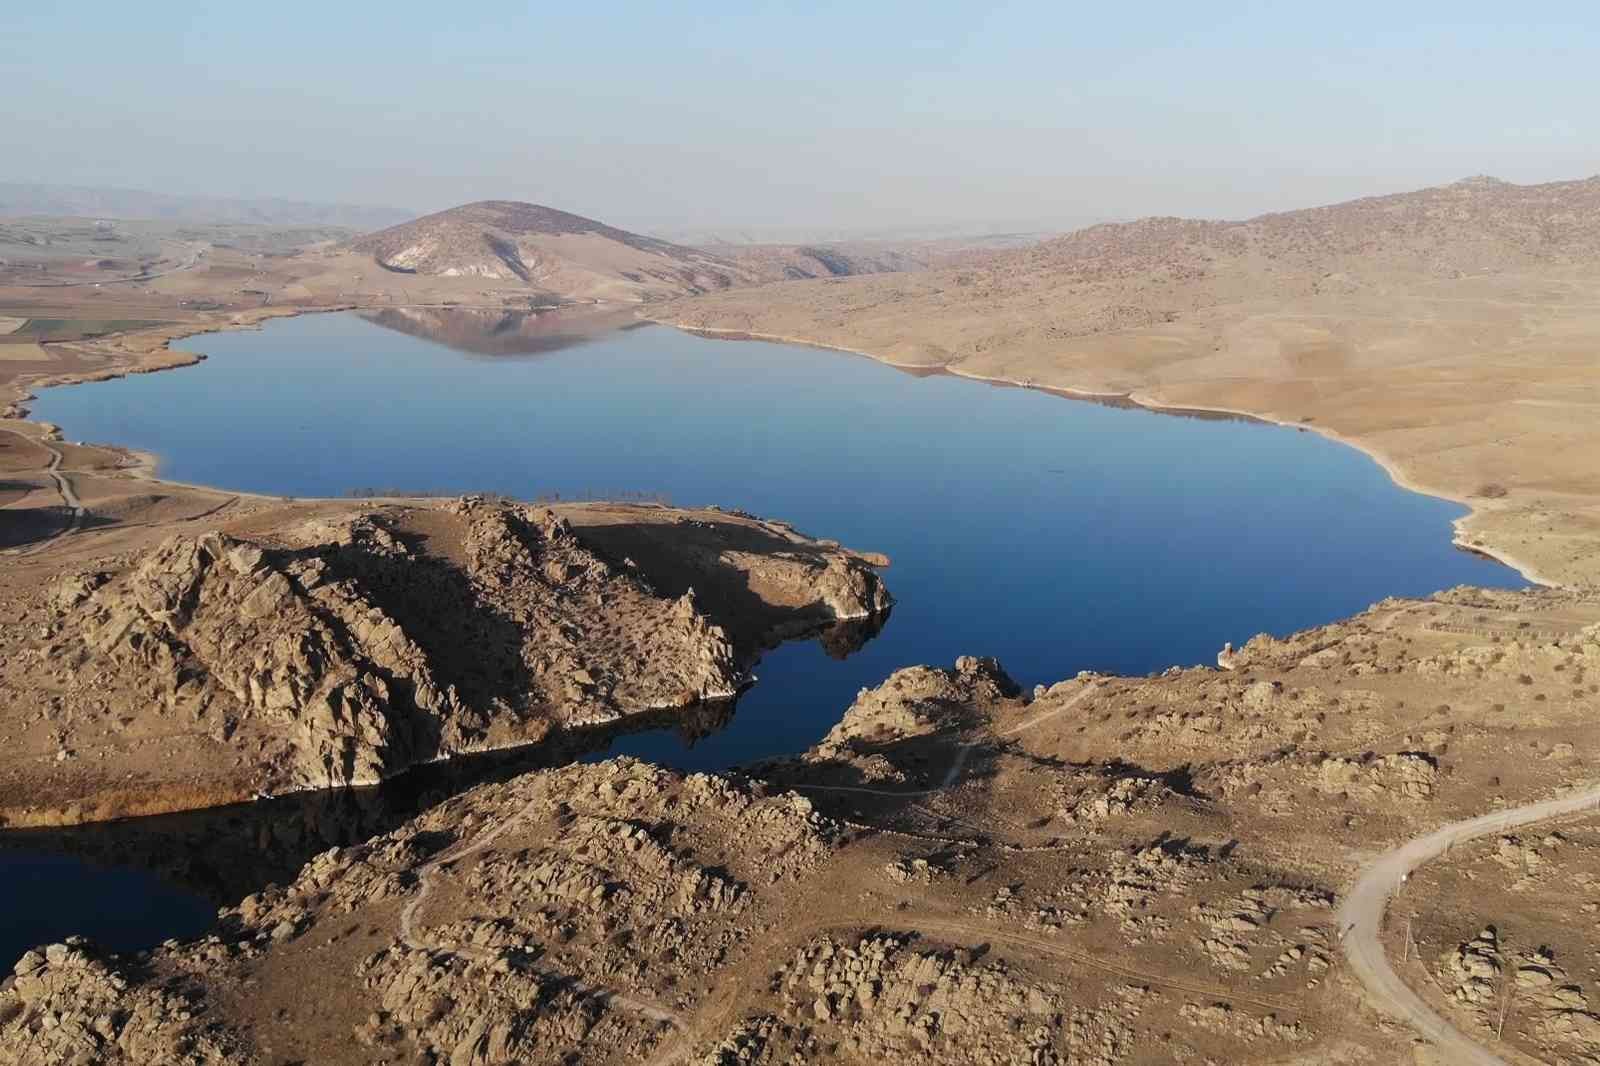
[0,759,843,1066]
[0,499,890,824]
[8,588,1600,1064]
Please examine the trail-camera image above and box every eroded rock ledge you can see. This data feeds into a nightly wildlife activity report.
[0,498,890,825]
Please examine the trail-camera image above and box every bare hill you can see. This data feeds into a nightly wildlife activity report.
[996,173,1600,292]
[657,174,1600,588]
[708,231,1050,282]
[667,174,1600,345]
[344,200,757,302]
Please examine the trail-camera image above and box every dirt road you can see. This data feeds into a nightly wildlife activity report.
[1337,783,1600,1064]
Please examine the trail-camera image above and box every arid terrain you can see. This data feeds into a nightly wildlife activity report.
[4,591,1599,1064]
[2,175,1600,1064]
[657,174,1600,590]
[340,201,763,303]
[0,491,888,826]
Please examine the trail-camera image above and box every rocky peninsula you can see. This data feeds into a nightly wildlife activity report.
[0,496,888,826]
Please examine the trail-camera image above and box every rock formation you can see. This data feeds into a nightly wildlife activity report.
[0,499,890,823]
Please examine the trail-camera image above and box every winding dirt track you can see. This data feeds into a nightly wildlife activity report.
[1336,783,1600,1065]
[1,431,84,556]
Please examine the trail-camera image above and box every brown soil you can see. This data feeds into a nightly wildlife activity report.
[7,589,1597,1064]
[6,180,1600,1064]
[0,495,887,827]
[655,175,1600,590]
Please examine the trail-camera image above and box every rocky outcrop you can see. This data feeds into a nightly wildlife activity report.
[776,932,1123,1065]
[0,499,890,820]
[0,939,255,1066]
[2,760,844,1066]
[813,656,1020,759]
[27,502,738,795]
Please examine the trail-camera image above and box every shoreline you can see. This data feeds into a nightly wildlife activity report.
[650,319,1555,589]
[2,304,340,422]
[9,306,1550,587]
[0,680,752,830]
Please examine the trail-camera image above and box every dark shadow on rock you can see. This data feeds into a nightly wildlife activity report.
[572,513,890,663]
[260,529,534,764]
[0,504,117,550]
[0,690,748,909]
[318,524,535,711]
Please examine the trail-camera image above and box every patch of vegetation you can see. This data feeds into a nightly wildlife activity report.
[13,318,169,341]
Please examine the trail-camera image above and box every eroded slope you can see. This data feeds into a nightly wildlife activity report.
[0,498,888,824]
[15,588,1596,1063]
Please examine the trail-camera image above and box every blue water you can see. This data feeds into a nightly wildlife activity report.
[9,308,1526,962]
[0,848,215,967]
[31,310,1525,774]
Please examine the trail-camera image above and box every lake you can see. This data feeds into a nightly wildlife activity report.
[7,307,1525,962]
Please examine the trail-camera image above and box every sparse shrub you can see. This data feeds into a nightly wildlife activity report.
[1476,483,1509,498]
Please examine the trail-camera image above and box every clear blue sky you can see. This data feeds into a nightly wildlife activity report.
[6,1,1597,232]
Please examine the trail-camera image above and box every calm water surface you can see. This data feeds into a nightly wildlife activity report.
[10,308,1525,961]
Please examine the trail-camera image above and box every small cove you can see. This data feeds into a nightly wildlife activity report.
[6,308,1527,963]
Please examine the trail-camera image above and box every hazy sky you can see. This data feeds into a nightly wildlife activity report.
[7,1,1597,233]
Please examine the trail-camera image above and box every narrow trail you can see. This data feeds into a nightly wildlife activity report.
[640,684,1109,1065]
[1,431,85,556]
[1336,782,1600,1065]
[42,442,83,519]
[395,787,686,1032]
[641,902,1305,1066]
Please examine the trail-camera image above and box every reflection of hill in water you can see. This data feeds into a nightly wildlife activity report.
[2,615,883,908]
[359,306,643,356]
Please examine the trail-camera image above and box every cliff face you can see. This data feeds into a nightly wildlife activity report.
[0,499,891,823]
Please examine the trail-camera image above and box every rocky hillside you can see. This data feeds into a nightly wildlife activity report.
[665,174,1600,349]
[714,242,937,282]
[0,498,890,824]
[992,173,1600,293]
[343,200,757,302]
[12,587,1599,1065]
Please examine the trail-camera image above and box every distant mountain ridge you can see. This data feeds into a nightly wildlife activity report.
[342,200,757,301]
[665,173,1600,341]
[1002,174,1600,286]
[0,182,412,229]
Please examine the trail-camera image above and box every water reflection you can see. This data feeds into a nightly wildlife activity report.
[0,613,881,964]
[358,306,643,357]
